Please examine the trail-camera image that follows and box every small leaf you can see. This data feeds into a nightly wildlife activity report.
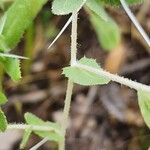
[63,57,110,85]
[52,0,87,15]
[0,108,7,132]
[137,90,150,129]
[89,11,120,51]
[0,91,7,105]
[25,113,63,142]
[0,57,21,81]
[86,0,108,21]
[20,126,32,149]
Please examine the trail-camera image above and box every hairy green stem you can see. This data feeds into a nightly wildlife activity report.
[28,12,78,150]
[75,63,150,92]
[59,80,74,150]
[70,12,78,65]
[59,12,78,150]
[7,124,60,134]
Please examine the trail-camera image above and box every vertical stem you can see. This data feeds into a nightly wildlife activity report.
[61,80,74,135]
[59,12,78,150]
[71,12,78,65]
[23,22,34,75]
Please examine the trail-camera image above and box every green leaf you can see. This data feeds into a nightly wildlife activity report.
[89,11,120,51]
[86,0,108,21]
[0,14,7,35]
[20,126,32,149]
[1,0,48,51]
[137,90,150,129]
[0,58,21,81]
[100,0,143,6]
[63,57,110,85]
[52,0,87,15]
[25,113,63,142]
[0,91,7,105]
[0,35,9,51]
[0,108,7,132]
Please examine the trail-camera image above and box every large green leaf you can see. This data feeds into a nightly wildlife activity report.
[86,0,108,21]
[0,57,21,81]
[0,108,7,132]
[89,11,120,51]
[24,113,63,142]
[137,90,150,129]
[1,0,48,51]
[0,91,7,105]
[63,57,110,85]
[52,0,87,15]
[100,0,143,6]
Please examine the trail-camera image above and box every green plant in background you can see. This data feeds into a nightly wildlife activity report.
[0,0,150,150]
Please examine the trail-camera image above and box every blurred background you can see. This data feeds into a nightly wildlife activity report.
[0,0,150,149]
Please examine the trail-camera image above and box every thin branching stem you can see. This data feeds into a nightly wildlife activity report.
[120,0,150,47]
[29,138,48,150]
[48,15,72,50]
[29,12,78,150]
[7,124,60,133]
[75,62,150,92]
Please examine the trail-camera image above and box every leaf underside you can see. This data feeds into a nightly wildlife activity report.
[89,11,120,50]
[24,113,63,142]
[86,0,108,21]
[137,90,150,129]
[52,0,87,15]
[63,57,110,85]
